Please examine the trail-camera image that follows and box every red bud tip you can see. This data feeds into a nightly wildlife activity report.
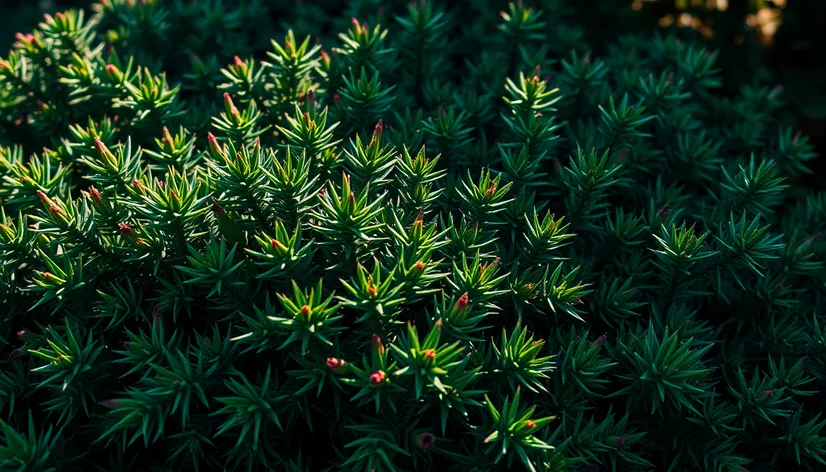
[233,56,244,67]
[367,285,378,296]
[326,357,343,370]
[42,272,56,281]
[375,120,383,133]
[418,432,435,449]
[414,260,425,270]
[15,33,34,45]
[455,292,470,310]
[93,136,109,155]
[118,222,132,235]
[105,64,116,73]
[423,349,436,360]
[270,239,287,251]
[16,330,25,338]
[307,90,315,103]
[615,437,627,446]
[49,205,62,215]
[764,389,775,398]
[348,192,356,205]
[333,93,341,104]
[525,420,536,429]
[300,305,311,316]
[36,190,48,202]
[372,334,382,346]
[369,370,386,385]
[132,179,143,190]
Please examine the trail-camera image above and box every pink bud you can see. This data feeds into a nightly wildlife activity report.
[93,137,110,157]
[455,292,469,311]
[369,370,386,385]
[207,132,224,158]
[162,126,173,144]
[418,432,435,448]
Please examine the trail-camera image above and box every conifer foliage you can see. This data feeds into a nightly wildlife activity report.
[0,1,824,471]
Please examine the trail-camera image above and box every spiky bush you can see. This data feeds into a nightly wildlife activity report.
[1,1,824,471]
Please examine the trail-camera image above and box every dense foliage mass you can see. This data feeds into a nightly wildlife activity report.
[1,1,824,471]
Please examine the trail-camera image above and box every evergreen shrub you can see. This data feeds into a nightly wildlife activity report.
[0,1,824,471]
